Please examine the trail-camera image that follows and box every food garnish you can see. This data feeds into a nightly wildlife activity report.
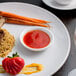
[0,11,50,27]
[2,52,25,75]
[0,28,15,57]
[0,63,43,75]
[0,65,5,73]
[20,63,43,74]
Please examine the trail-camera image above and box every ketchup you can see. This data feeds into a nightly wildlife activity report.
[23,30,50,48]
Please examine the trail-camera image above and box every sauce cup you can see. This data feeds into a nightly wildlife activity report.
[20,27,54,51]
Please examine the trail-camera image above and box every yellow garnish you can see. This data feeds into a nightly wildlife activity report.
[20,63,44,74]
[0,63,44,75]
[0,65,5,73]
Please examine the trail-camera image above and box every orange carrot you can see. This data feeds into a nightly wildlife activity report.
[0,11,50,24]
[5,18,49,27]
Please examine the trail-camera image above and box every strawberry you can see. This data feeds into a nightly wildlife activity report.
[2,52,25,75]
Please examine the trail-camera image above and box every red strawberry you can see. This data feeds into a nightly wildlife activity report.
[2,52,25,75]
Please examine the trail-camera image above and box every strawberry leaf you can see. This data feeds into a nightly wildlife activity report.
[8,52,19,58]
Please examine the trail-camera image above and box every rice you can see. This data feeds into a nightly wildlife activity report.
[0,28,15,57]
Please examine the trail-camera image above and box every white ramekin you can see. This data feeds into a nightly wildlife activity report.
[20,27,54,51]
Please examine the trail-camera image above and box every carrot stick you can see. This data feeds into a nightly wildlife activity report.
[0,11,50,24]
[5,18,49,27]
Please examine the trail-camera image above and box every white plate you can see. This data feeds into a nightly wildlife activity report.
[0,2,71,76]
[42,0,76,10]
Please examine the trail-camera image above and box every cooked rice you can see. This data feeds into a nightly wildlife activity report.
[0,28,15,57]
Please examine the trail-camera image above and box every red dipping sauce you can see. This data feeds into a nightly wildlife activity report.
[23,30,50,49]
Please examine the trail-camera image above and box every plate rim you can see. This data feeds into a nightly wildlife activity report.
[42,0,76,10]
[0,2,71,75]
